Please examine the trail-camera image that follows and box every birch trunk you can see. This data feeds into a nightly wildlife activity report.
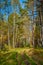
[8,27,10,49]
[13,15,15,48]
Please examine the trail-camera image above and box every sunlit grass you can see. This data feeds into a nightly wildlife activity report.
[0,48,43,65]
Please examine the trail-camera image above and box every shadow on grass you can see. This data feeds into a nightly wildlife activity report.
[0,51,37,65]
[0,48,43,65]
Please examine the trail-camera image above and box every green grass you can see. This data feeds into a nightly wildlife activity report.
[0,48,43,65]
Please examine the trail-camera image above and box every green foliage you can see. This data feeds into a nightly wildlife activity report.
[0,48,43,65]
[1,44,9,52]
[0,52,37,65]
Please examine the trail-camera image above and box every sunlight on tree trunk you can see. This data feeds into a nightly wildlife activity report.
[8,28,10,49]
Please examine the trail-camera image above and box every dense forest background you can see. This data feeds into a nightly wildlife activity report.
[0,0,43,50]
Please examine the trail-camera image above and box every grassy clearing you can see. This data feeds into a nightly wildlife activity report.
[0,48,43,65]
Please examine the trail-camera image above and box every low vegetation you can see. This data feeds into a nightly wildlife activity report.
[0,48,43,65]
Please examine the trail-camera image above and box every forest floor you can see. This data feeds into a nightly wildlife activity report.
[0,48,43,65]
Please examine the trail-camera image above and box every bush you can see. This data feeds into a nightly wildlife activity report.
[1,44,9,52]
